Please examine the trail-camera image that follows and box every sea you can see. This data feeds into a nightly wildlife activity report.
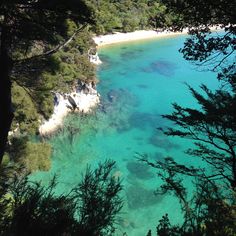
[31,34,220,236]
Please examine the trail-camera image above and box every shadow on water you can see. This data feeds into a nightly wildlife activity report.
[99,54,112,63]
[98,54,112,70]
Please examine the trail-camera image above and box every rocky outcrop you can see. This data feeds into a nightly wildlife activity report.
[88,48,102,65]
[39,83,100,136]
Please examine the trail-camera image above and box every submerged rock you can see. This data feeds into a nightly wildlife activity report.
[120,49,144,60]
[152,151,165,161]
[126,161,154,180]
[97,88,140,133]
[137,84,149,89]
[149,135,180,152]
[107,88,138,106]
[68,95,77,110]
[126,185,164,209]
[128,112,160,129]
[107,89,119,103]
[142,60,177,77]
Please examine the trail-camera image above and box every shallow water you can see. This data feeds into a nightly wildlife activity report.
[31,35,220,235]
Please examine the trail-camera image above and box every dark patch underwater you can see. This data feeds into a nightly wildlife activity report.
[142,59,177,77]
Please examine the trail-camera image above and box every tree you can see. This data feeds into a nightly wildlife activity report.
[161,0,235,89]
[8,136,52,173]
[0,0,94,163]
[11,82,39,134]
[141,155,236,235]
[152,0,236,190]
[0,160,123,236]
[161,0,235,29]
[141,0,236,234]
[147,1,178,31]
[161,85,236,189]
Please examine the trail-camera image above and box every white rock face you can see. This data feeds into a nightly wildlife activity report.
[39,85,100,136]
[89,52,102,65]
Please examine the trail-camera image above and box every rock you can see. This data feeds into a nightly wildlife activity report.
[128,112,159,129]
[68,95,77,110]
[126,185,164,209]
[149,135,180,152]
[126,161,154,180]
[107,89,119,103]
[142,60,177,77]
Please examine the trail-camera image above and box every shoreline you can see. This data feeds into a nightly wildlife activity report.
[93,27,220,47]
[39,27,221,136]
[93,29,189,47]
[40,30,182,136]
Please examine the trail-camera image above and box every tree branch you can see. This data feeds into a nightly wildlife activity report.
[14,24,87,64]
[187,126,232,155]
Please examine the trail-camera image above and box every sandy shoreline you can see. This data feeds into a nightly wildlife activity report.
[93,27,221,47]
[93,29,189,47]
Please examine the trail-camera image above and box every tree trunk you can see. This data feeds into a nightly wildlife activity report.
[0,25,14,164]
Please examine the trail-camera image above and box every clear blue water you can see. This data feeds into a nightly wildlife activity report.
[31,35,220,235]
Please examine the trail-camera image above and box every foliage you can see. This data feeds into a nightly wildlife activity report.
[1,0,183,165]
[161,0,236,90]
[75,160,123,235]
[0,160,123,236]
[47,28,97,91]
[11,83,39,134]
[141,0,236,235]
[156,214,182,236]
[12,28,97,120]
[1,154,10,167]
[8,137,52,173]
[85,0,177,34]
[160,85,236,189]
[0,0,94,162]
[141,157,236,235]
[154,0,236,192]
[0,0,100,169]
[161,0,235,29]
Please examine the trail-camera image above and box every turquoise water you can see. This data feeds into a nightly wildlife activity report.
[32,35,220,235]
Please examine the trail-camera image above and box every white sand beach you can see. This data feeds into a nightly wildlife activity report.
[93,27,221,47]
[93,29,189,47]
[39,86,100,136]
